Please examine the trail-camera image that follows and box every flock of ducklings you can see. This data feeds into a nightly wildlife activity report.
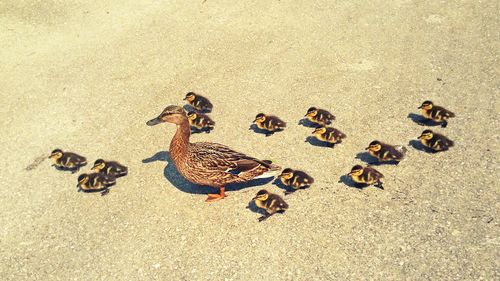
[50,92,455,222]
[185,93,455,221]
[49,149,128,196]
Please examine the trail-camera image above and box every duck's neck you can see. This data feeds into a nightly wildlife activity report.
[169,118,190,164]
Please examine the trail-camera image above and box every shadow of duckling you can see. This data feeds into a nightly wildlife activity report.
[408,139,439,153]
[407,113,442,127]
[298,118,319,128]
[143,151,275,195]
[338,174,371,189]
[354,152,401,166]
[304,136,335,148]
[248,124,282,137]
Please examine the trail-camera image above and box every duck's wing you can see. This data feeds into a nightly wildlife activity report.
[190,142,272,175]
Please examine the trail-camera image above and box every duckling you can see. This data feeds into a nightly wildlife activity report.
[91,159,128,178]
[278,168,314,195]
[186,111,215,133]
[252,189,289,222]
[417,129,454,152]
[252,113,286,136]
[348,165,384,189]
[48,149,87,173]
[311,126,346,147]
[418,100,455,127]
[304,107,336,126]
[365,140,407,165]
[77,173,116,196]
[183,92,213,112]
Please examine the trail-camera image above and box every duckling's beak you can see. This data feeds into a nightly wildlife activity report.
[48,154,54,159]
[251,196,258,201]
[347,172,353,176]
[417,106,422,109]
[182,97,187,100]
[146,117,162,126]
[365,147,370,150]
[252,118,258,123]
[417,135,423,139]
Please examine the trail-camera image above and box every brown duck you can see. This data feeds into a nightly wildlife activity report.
[146,105,280,202]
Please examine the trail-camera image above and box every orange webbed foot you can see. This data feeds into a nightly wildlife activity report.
[205,187,226,203]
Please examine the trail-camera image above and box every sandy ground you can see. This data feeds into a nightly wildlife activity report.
[1,0,499,280]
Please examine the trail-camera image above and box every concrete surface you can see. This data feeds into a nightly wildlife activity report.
[1,0,498,280]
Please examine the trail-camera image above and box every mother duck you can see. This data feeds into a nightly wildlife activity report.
[146,105,280,202]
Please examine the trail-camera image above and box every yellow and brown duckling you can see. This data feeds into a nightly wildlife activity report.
[304,107,336,126]
[48,149,87,173]
[311,126,346,147]
[91,159,128,178]
[77,173,116,196]
[252,113,287,136]
[365,140,407,165]
[183,92,213,112]
[278,168,314,195]
[348,165,384,189]
[186,111,215,133]
[418,100,455,128]
[252,189,289,222]
[417,129,454,152]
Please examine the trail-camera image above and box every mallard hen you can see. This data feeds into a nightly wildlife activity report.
[146,105,280,202]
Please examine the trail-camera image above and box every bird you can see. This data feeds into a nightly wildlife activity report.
[252,189,289,222]
[48,149,87,173]
[348,165,384,189]
[311,126,346,147]
[183,92,213,112]
[146,105,281,202]
[365,140,407,165]
[252,113,286,136]
[304,107,335,126]
[278,168,314,195]
[77,173,116,196]
[186,111,215,133]
[91,159,128,178]
[417,129,454,152]
[418,100,455,128]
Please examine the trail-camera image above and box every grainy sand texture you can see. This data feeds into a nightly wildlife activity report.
[1,1,499,280]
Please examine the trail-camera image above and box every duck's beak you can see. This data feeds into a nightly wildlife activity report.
[146,116,162,126]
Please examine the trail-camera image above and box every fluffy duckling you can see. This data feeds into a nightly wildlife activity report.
[365,140,407,165]
[348,165,384,189]
[252,113,286,136]
[418,100,455,127]
[311,126,346,147]
[418,129,454,152]
[278,168,314,195]
[77,173,116,195]
[183,92,213,112]
[304,107,336,126]
[48,149,87,173]
[252,189,289,222]
[91,159,128,178]
[186,111,215,133]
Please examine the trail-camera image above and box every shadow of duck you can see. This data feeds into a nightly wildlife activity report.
[143,151,275,195]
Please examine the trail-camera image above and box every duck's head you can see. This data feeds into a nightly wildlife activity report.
[418,100,434,110]
[183,92,196,102]
[49,149,63,160]
[279,168,294,180]
[305,107,318,117]
[77,173,89,188]
[91,159,106,172]
[146,105,187,126]
[348,165,364,177]
[252,189,269,201]
[253,113,266,123]
[312,126,327,135]
[366,140,382,152]
[418,129,434,140]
